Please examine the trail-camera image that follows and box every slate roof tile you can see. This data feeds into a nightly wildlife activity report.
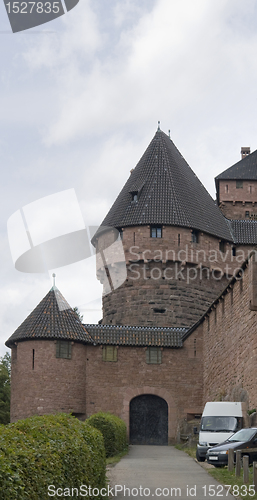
[5,287,94,347]
[228,219,257,244]
[216,149,257,181]
[96,130,232,241]
[85,324,185,348]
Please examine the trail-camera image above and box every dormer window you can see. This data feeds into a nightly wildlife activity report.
[131,192,138,202]
[151,226,162,238]
[236,180,243,189]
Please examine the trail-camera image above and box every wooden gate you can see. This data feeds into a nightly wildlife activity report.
[129,394,168,445]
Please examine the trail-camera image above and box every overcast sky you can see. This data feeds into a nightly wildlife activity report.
[1,0,257,356]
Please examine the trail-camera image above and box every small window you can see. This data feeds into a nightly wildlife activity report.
[119,229,123,240]
[151,226,162,238]
[131,192,138,202]
[236,180,243,189]
[191,230,199,244]
[102,346,117,362]
[249,186,253,194]
[245,211,250,219]
[56,341,72,359]
[146,347,162,364]
[232,247,236,257]
[225,185,229,193]
[178,233,180,246]
[219,241,225,253]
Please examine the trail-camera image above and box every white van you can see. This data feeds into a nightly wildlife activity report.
[196,402,245,461]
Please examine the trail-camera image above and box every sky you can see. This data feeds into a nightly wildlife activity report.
[1,0,257,356]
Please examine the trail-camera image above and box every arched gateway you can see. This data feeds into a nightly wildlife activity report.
[129,394,168,445]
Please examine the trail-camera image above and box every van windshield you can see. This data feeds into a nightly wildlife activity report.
[200,416,237,432]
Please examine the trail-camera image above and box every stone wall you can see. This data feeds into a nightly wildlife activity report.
[85,328,203,443]
[200,254,257,410]
[218,179,257,219]
[97,225,249,328]
[10,340,87,422]
[10,329,204,443]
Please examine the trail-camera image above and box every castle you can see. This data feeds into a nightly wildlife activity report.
[6,128,257,444]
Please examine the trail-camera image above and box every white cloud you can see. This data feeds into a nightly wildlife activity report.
[3,0,257,354]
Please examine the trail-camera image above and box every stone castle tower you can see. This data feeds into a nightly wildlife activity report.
[215,147,257,220]
[5,128,257,432]
[94,129,256,329]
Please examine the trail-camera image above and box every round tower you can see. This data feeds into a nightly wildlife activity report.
[5,286,93,422]
[94,129,238,328]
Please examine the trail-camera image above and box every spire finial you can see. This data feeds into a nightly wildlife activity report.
[52,273,56,287]
[168,129,171,139]
[157,121,160,131]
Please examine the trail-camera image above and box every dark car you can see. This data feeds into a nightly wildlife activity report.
[206,428,257,467]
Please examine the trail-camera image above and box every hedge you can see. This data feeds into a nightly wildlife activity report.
[0,413,106,500]
[87,412,127,457]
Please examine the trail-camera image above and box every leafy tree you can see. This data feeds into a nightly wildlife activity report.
[0,352,11,424]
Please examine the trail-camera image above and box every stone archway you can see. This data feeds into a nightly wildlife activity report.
[121,386,177,443]
[130,394,168,445]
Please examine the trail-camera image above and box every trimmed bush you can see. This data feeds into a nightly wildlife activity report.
[87,412,127,458]
[0,413,106,500]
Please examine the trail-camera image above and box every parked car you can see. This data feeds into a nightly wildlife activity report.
[206,428,257,467]
[196,401,244,462]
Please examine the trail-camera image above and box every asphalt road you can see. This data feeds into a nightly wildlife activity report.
[107,445,238,500]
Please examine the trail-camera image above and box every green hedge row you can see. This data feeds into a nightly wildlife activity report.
[87,412,127,457]
[0,414,106,500]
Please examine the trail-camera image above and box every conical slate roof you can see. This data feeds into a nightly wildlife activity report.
[215,149,257,181]
[98,129,232,241]
[5,287,93,347]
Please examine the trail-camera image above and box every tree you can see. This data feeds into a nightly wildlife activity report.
[73,307,83,322]
[0,352,11,424]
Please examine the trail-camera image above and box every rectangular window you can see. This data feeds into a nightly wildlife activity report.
[151,226,162,238]
[191,230,199,244]
[245,211,250,219]
[146,347,162,364]
[102,345,118,362]
[56,341,72,359]
[219,241,225,253]
[236,180,243,189]
[225,184,229,193]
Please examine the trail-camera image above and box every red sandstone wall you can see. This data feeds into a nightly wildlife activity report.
[97,226,250,328]
[218,179,257,219]
[85,330,203,442]
[10,340,87,422]
[201,256,257,409]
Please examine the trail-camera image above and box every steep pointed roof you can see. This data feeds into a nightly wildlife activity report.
[98,129,232,241]
[5,287,94,347]
[216,149,257,181]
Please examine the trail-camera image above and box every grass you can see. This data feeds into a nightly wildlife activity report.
[175,443,197,459]
[106,447,129,466]
[209,467,257,500]
[176,444,257,500]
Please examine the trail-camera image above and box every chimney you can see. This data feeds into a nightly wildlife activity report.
[241,147,250,159]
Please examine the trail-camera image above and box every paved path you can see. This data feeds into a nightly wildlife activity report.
[107,446,236,500]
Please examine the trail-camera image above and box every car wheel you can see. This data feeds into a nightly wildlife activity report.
[213,464,225,468]
[196,450,205,462]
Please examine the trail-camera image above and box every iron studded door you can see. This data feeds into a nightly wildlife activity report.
[130,394,168,445]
